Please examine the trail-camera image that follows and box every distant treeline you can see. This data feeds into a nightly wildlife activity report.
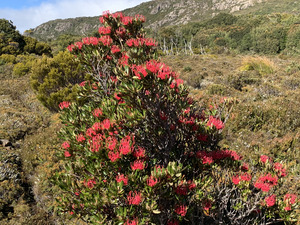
[0,19,52,56]
[151,13,300,55]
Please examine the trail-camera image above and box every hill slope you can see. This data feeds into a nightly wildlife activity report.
[26,0,300,41]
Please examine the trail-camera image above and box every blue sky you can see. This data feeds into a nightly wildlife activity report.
[0,0,150,33]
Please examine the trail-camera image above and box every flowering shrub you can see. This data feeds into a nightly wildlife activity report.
[54,11,299,224]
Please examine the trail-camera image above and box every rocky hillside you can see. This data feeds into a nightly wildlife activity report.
[25,0,300,41]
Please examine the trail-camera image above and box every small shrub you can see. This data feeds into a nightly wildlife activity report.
[240,56,277,75]
[13,62,30,77]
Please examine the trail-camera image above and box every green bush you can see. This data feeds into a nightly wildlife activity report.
[30,51,85,111]
[13,62,30,77]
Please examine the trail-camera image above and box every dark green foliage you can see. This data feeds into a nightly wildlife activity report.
[30,51,85,111]
[0,19,25,55]
[23,36,52,56]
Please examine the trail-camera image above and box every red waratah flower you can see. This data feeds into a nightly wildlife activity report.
[89,134,103,152]
[125,218,138,225]
[98,26,111,35]
[122,16,133,25]
[92,122,102,131]
[265,195,276,207]
[79,81,86,87]
[102,119,111,130]
[133,146,145,158]
[84,179,96,189]
[260,155,269,164]
[64,151,71,157]
[108,151,120,162]
[203,199,212,211]
[147,176,158,187]
[207,116,224,130]
[119,53,129,66]
[127,191,142,205]
[106,136,117,150]
[240,172,252,181]
[62,141,70,149]
[284,194,297,204]
[76,134,85,143]
[67,44,75,52]
[116,174,128,186]
[119,136,131,155]
[167,219,179,225]
[116,27,126,36]
[131,160,145,170]
[175,204,187,217]
[284,205,291,211]
[75,41,83,49]
[111,45,121,54]
[273,162,287,177]
[188,180,196,190]
[93,108,103,117]
[254,173,278,192]
[59,101,70,110]
[112,12,123,18]
[99,35,113,46]
[232,175,240,185]
[86,127,96,137]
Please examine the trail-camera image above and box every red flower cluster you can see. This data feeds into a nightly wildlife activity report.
[260,155,270,164]
[131,160,145,170]
[273,162,287,177]
[125,218,138,225]
[254,173,278,192]
[64,151,71,157]
[147,176,158,187]
[76,133,86,143]
[126,38,156,47]
[207,116,224,130]
[174,204,187,217]
[131,64,147,79]
[62,141,70,149]
[119,135,132,155]
[265,194,276,207]
[116,174,128,186]
[84,179,96,189]
[98,26,111,35]
[93,108,103,117]
[133,146,145,158]
[232,172,252,185]
[59,101,70,110]
[111,45,121,54]
[127,191,142,205]
[283,194,297,211]
[89,134,103,152]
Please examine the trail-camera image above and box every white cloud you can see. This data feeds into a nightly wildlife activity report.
[0,0,150,33]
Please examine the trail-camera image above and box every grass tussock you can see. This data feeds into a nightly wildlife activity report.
[239,56,278,75]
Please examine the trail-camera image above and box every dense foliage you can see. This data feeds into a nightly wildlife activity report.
[30,51,85,111]
[0,19,51,55]
[55,12,299,224]
[154,13,300,55]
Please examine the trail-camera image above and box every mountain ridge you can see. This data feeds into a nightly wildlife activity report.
[25,0,300,41]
